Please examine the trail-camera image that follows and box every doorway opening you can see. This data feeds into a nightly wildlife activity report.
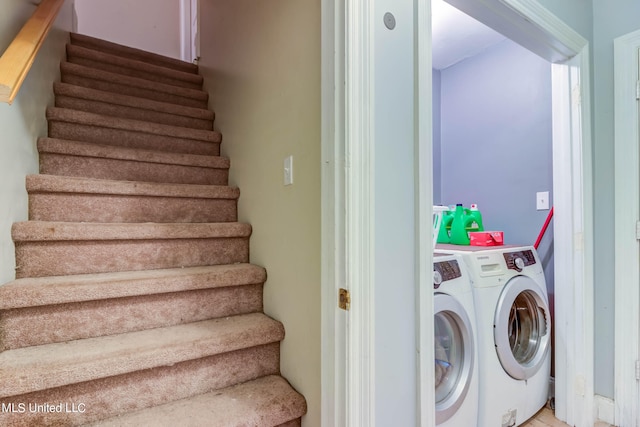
[424,1,593,425]
[431,0,555,400]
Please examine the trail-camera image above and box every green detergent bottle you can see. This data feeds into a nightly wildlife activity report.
[450,203,485,245]
[450,204,470,245]
[466,204,484,234]
[437,210,454,243]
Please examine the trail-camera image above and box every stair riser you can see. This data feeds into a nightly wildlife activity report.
[56,96,213,130]
[67,56,203,90]
[48,122,219,156]
[29,194,237,223]
[61,74,208,109]
[0,284,263,350]
[70,33,199,75]
[39,153,229,185]
[15,238,249,278]
[0,343,279,426]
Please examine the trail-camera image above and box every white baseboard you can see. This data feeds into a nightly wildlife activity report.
[594,395,615,425]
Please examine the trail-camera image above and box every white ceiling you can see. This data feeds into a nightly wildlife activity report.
[431,0,506,70]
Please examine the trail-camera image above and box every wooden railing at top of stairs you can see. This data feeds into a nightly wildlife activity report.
[0,0,65,105]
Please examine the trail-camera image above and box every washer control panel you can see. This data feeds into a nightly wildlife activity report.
[433,260,462,289]
[503,250,536,271]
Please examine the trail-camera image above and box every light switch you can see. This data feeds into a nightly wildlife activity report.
[284,155,293,186]
[536,191,550,210]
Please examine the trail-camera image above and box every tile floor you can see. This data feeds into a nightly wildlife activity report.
[523,407,614,427]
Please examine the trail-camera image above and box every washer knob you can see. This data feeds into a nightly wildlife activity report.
[433,270,443,287]
[514,257,525,271]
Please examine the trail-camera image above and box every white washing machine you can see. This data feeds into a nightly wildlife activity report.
[433,253,478,426]
[435,245,551,427]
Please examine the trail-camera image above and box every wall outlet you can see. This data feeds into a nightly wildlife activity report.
[536,191,550,210]
[284,155,293,186]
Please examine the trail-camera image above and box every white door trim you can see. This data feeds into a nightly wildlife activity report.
[550,49,595,427]
[613,28,640,427]
[320,0,345,424]
[179,0,198,63]
[416,1,436,425]
[342,0,376,422]
[321,0,376,424]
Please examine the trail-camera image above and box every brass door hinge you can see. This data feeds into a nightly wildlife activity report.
[339,288,351,310]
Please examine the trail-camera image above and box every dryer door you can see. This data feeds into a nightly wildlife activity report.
[434,293,475,424]
[494,275,550,380]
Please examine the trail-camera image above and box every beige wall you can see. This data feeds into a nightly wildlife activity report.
[0,0,74,285]
[199,1,321,425]
[74,0,182,60]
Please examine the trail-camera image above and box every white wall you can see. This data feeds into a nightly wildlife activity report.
[373,1,418,425]
[0,0,74,285]
[590,0,640,400]
[197,1,321,425]
[74,0,181,60]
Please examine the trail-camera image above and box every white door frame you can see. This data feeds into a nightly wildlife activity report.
[321,0,594,426]
[613,29,640,427]
[550,50,596,427]
[321,0,376,423]
[179,0,199,63]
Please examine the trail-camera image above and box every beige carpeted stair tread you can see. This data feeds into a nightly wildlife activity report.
[61,62,208,109]
[13,222,251,278]
[26,174,239,200]
[89,375,307,427]
[67,44,204,90]
[61,61,207,102]
[1,284,264,350]
[0,313,285,397]
[38,138,230,185]
[12,221,251,241]
[47,109,220,156]
[47,107,220,143]
[0,344,281,427]
[39,138,227,169]
[70,32,199,75]
[27,175,240,223]
[55,94,214,130]
[0,263,266,310]
[54,82,213,122]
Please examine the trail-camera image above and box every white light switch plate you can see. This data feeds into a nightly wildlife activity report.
[536,191,550,210]
[284,155,293,186]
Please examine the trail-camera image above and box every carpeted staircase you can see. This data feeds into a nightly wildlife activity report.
[0,33,307,426]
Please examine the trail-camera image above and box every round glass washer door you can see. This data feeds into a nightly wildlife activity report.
[493,275,550,380]
[434,293,475,424]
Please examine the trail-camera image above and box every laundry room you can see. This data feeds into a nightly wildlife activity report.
[432,0,557,425]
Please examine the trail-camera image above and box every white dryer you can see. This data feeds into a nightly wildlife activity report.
[435,245,551,427]
[433,253,478,426]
